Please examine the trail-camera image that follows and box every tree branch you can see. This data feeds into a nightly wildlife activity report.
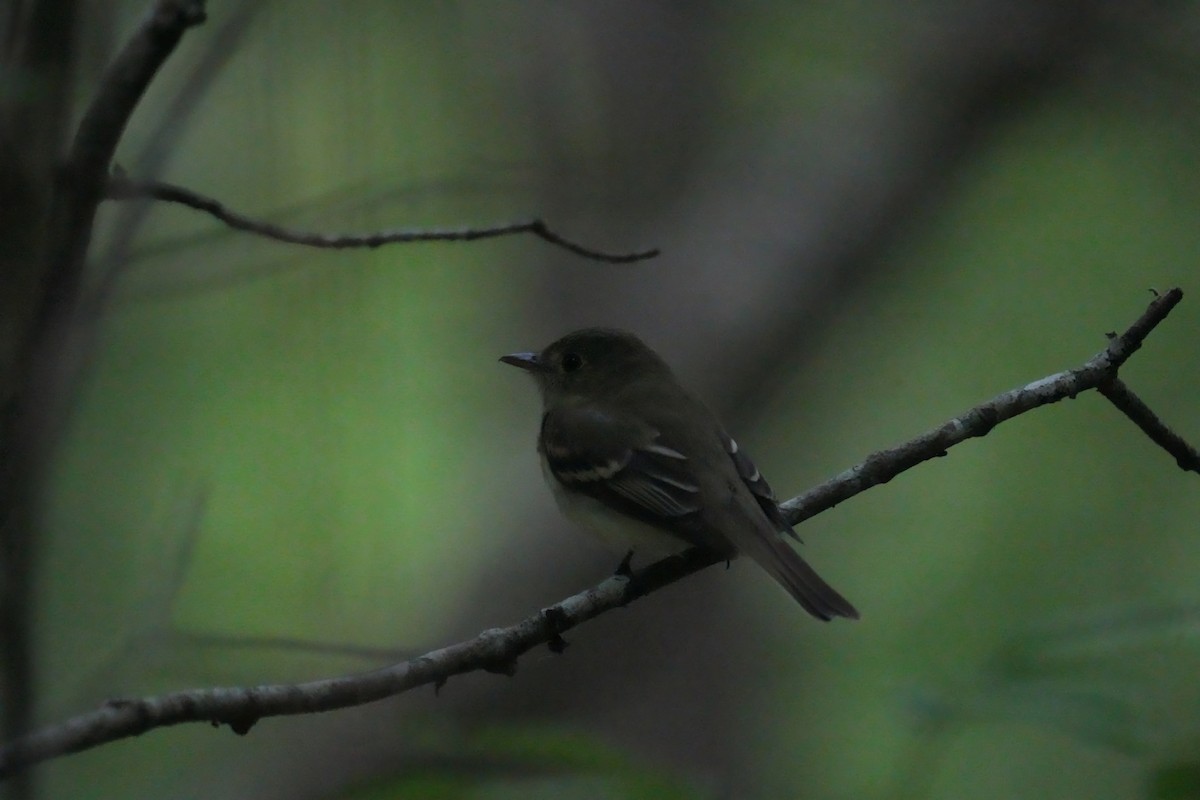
[35,0,207,325]
[1,5,207,799]
[105,175,660,264]
[782,287,1187,524]
[0,288,1191,779]
[1097,377,1200,473]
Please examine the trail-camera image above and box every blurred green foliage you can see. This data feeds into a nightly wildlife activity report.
[337,724,704,800]
[14,2,1200,799]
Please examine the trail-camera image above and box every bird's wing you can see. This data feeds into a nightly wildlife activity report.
[540,406,703,522]
[720,431,800,541]
[717,431,856,619]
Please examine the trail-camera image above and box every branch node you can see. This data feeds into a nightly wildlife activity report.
[619,573,644,605]
[477,629,520,675]
[225,715,257,736]
[541,607,571,653]
[972,405,1000,435]
[482,658,519,677]
[150,0,207,31]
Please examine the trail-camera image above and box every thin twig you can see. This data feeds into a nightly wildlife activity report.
[1098,377,1200,473]
[782,287,1186,524]
[105,175,661,264]
[0,289,1190,779]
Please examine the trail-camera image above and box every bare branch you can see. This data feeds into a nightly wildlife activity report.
[0,547,720,776]
[105,175,661,265]
[36,0,207,323]
[0,289,1190,779]
[782,287,1187,525]
[1098,378,1200,473]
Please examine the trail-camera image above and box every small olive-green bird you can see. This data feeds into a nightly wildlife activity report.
[501,327,858,621]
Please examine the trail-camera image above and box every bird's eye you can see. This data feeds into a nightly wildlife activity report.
[561,352,583,372]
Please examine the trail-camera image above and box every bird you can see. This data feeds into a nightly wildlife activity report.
[501,327,858,621]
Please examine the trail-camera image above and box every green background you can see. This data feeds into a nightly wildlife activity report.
[12,2,1200,798]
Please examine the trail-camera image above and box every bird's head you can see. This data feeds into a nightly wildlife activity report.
[500,327,672,403]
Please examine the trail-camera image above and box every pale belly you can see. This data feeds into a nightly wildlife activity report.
[540,458,691,563]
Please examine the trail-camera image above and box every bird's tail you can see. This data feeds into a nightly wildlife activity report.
[747,534,859,621]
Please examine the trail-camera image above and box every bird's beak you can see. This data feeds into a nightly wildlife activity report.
[499,351,543,372]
